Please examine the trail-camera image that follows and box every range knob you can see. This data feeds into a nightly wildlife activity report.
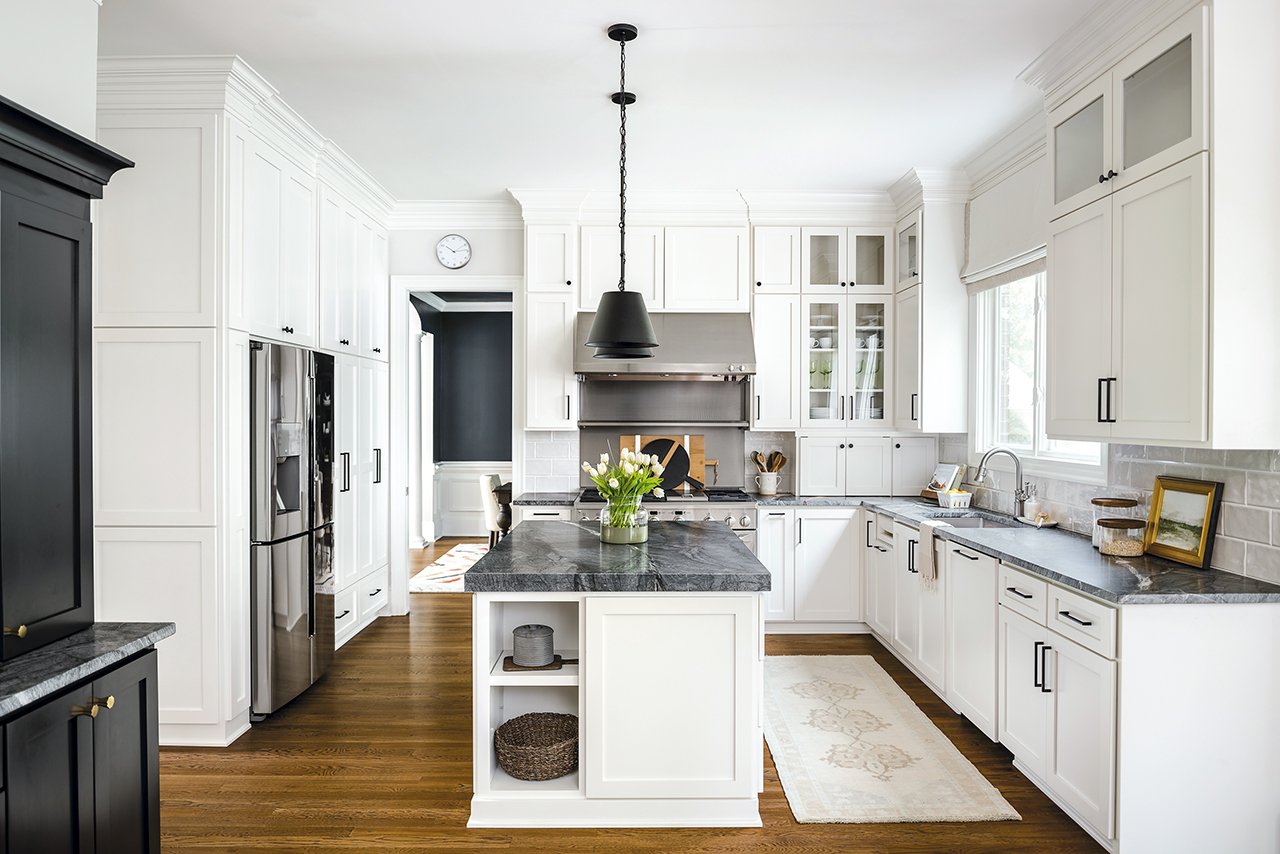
[739,515,752,527]
[724,515,735,526]
[703,513,715,522]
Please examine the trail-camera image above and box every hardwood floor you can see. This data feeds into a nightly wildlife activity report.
[158,549,1101,853]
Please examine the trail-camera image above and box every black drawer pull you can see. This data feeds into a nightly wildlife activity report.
[866,519,874,548]
[369,588,382,597]
[337,609,351,620]
[1040,645,1053,693]
[1033,640,1043,687]
[1058,610,1093,627]
[953,549,979,561]
[1005,586,1033,600]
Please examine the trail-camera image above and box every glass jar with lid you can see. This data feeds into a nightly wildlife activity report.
[1097,518,1147,557]
[1091,497,1140,548]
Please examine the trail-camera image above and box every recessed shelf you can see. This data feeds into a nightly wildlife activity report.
[490,766,582,796]
[489,650,580,686]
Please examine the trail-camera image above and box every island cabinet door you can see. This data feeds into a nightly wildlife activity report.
[584,596,757,799]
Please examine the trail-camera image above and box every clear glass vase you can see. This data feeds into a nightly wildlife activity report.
[600,496,648,544]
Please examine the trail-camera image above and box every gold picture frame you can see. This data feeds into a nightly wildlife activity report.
[1144,476,1224,570]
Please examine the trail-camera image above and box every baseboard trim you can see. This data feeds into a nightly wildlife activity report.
[765,621,871,635]
[1011,759,1116,852]
[160,709,251,748]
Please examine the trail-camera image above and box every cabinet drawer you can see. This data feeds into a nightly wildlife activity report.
[517,506,572,523]
[359,566,389,621]
[335,587,358,636]
[999,563,1048,623]
[1048,586,1116,659]
[876,512,896,543]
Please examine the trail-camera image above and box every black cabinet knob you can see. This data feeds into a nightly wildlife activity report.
[840,282,847,287]
[340,339,350,346]
[755,281,762,287]
[895,443,901,449]
[839,443,846,449]
[372,347,381,353]
[566,280,572,286]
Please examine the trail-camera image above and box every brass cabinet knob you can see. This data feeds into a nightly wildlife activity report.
[3,624,27,638]
[71,703,100,719]
[92,695,116,710]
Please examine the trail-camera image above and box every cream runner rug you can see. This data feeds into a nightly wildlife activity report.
[408,543,488,593]
[764,655,1020,824]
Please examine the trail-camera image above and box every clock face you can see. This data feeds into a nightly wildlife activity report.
[436,233,472,269]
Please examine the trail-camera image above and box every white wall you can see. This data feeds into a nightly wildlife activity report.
[0,0,99,138]
[389,228,522,276]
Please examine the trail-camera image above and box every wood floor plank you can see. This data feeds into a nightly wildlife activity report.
[158,543,1101,853]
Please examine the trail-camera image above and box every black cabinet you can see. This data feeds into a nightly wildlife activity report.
[0,95,130,660]
[3,650,160,853]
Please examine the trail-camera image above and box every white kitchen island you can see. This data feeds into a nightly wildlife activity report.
[464,521,771,828]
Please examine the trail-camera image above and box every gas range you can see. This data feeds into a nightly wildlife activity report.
[574,487,757,531]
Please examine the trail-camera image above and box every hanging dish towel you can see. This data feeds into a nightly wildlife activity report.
[917,520,950,592]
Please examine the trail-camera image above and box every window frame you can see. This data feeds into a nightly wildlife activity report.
[969,268,1108,485]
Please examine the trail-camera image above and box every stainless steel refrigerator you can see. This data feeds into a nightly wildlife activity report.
[250,341,336,715]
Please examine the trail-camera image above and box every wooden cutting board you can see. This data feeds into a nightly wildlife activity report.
[620,434,706,487]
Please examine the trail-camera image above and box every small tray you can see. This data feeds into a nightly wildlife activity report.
[1016,516,1059,528]
[503,655,565,672]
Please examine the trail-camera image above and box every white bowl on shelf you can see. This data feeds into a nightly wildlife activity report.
[809,407,832,419]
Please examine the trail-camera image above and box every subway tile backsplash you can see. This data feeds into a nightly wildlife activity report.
[522,431,580,494]
[937,434,1280,584]
[744,431,797,496]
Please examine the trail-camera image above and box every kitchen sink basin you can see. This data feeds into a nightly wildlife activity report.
[926,513,1019,529]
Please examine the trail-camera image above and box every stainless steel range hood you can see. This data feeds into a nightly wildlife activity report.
[575,313,756,380]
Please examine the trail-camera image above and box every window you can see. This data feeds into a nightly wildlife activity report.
[973,270,1104,477]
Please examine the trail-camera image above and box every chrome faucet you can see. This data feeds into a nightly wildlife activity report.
[973,447,1031,519]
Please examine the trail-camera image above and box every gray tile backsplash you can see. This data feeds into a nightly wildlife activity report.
[744,431,797,496]
[937,434,1280,582]
[522,431,580,494]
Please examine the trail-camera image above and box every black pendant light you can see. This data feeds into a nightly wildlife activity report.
[586,23,658,359]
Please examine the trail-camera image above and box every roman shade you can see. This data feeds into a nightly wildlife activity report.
[963,155,1049,293]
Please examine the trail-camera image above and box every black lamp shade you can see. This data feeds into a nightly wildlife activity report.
[585,290,658,357]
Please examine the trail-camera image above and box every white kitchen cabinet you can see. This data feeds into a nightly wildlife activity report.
[1046,154,1207,444]
[319,185,359,354]
[1048,6,1206,220]
[525,224,578,294]
[662,226,750,311]
[999,602,1116,839]
[916,536,946,691]
[862,513,893,637]
[893,285,921,428]
[890,436,937,496]
[845,437,892,495]
[355,359,389,579]
[802,295,891,429]
[757,509,795,622]
[796,435,902,497]
[333,356,360,591]
[357,223,389,361]
[891,522,920,662]
[579,225,663,312]
[524,293,577,430]
[800,227,845,294]
[752,226,801,294]
[584,596,757,799]
[794,509,860,622]
[895,209,921,289]
[945,544,999,741]
[751,294,801,429]
[848,228,893,294]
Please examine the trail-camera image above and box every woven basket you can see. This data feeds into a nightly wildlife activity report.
[494,712,578,781]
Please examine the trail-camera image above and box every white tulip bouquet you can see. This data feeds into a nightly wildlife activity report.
[582,447,666,533]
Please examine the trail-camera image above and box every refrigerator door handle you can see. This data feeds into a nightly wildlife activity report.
[374,449,382,484]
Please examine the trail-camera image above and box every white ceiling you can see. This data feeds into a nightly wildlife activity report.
[97,0,1096,201]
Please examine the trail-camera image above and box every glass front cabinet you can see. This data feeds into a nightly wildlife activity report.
[1048,5,1205,220]
[801,295,891,429]
[801,227,894,295]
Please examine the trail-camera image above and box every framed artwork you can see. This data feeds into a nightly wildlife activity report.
[1144,476,1224,569]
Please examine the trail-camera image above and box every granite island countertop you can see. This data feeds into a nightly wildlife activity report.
[759,494,1280,605]
[464,520,771,593]
[0,622,176,719]
[511,492,580,506]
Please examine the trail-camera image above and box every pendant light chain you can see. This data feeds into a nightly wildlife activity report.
[617,35,628,292]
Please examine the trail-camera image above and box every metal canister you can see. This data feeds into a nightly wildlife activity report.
[512,624,554,667]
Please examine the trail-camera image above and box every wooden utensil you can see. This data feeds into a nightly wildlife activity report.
[751,451,767,473]
[771,452,787,472]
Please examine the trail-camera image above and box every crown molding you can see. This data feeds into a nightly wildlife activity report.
[98,55,392,218]
[389,199,523,230]
[738,191,896,225]
[1018,0,1200,107]
[579,189,749,226]
[507,189,591,223]
[889,169,970,216]
[963,109,1048,198]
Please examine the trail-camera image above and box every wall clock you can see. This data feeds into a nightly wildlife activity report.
[436,233,472,269]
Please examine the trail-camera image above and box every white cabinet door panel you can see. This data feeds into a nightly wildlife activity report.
[872,542,895,639]
[527,225,578,294]
[998,607,1050,778]
[333,356,359,590]
[894,286,921,429]
[357,224,389,360]
[663,227,750,311]
[241,138,283,338]
[757,510,794,622]
[524,293,576,429]
[845,437,892,496]
[751,294,800,429]
[945,544,999,741]
[796,436,844,496]
[795,510,859,622]
[891,523,919,659]
[278,162,317,347]
[579,225,663,311]
[1048,76,1114,221]
[584,596,756,798]
[752,226,801,294]
[890,436,937,496]
[1110,155,1207,443]
[319,187,359,353]
[916,538,946,691]
[1046,632,1117,839]
[1046,199,1113,440]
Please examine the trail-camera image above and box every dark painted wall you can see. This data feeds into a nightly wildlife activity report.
[411,297,512,462]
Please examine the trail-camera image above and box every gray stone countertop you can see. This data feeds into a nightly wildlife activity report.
[755,494,1280,605]
[464,520,770,593]
[0,622,176,719]
[512,492,580,506]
